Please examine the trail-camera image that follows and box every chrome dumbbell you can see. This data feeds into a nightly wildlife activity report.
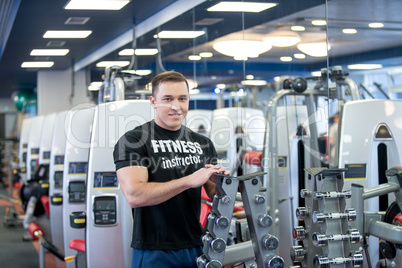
[313,190,351,200]
[261,235,279,251]
[314,251,363,268]
[312,229,361,247]
[207,213,230,229]
[196,254,223,268]
[258,214,273,228]
[266,255,285,268]
[290,245,306,262]
[313,208,357,223]
[202,234,226,253]
[296,207,308,220]
[292,226,307,241]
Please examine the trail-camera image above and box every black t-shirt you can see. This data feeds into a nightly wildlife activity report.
[113,120,217,250]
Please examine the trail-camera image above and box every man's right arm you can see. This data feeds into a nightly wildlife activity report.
[116,165,223,208]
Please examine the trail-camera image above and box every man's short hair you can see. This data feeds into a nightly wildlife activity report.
[151,71,189,96]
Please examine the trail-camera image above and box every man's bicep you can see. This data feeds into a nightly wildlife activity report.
[116,166,148,190]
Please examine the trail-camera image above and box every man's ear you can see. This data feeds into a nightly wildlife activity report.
[150,95,156,108]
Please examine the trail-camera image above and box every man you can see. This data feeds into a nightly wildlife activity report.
[113,71,228,268]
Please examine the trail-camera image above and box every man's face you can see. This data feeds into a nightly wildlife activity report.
[150,81,189,131]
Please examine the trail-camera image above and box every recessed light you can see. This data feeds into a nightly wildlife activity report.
[311,20,327,26]
[347,64,383,70]
[199,52,213,58]
[294,53,305,59]
[207,1,277,12]
[96,61,130,67]
[280,56,293,62]
[88,82,103,91]
[21,61,54,68]
[155,31,205,39]
[245,75,254,80]
[291,26,305,31]
[118,48,158,56]
[241,80,267,86]
[43,30,92,38]
[65,17,90,25]
[188,55,201,61]
[30,49,69,56]
[64,0,130,10]
[342,28,357,34]
[369,22,384,28]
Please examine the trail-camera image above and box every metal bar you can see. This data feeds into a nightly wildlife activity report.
[368,221,402,244]
[222,241,254,265]
[362,182,400,200]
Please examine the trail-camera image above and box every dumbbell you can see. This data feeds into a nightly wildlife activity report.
[313,251,363,268]
[312,229,361,247]
[313,190,351,200]
[313,208,357,223]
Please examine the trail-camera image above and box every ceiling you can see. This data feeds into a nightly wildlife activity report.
[1,0,402,99]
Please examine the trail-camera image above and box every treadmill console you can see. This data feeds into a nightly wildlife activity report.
[54,171,63,189]
[93,172,118,188]
[68,181,86,203]
[93,196,117,226]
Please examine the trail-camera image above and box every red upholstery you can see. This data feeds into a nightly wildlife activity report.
[201,187,212,203]
[243,151,262,167]
[40,196,50,216]
[27,222,44,240]
[69,239,86,253]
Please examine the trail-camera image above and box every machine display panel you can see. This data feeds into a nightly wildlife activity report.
[68,162,88,174]
[30,159,37,178]
[94,172,118,188]
[68,181,86,203]
[43,151,51,160]
[54,171,63,189]
[23,143,28,149]
[54,155,64,165]
[31,148,39,155]
[93,196,117,225]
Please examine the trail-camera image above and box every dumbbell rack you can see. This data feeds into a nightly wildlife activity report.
[197,171,284,268]
[291,168,363,268]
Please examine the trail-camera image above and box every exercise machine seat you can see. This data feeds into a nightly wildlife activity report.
[243,151,262,167]
[69,239,85,253]
[40,195,50,216]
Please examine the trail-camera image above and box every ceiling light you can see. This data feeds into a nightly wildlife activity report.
[297,42,331,57]
[96,61,130,67]
[294,53,305,59]
[241,80,267,86]
[311,71,322,77]
[43,30,92,38]
[21,61,54,68]
[30,49,69,56]
[264,36,300,47]
[122,70,153,76]
[64,0,130,10]
[187,79,198,90]
[199,52,213,58]
[291,25,305,31]
[134,70,152,76]
[188,55,202,61]
[88,82,103,91]
[213,40,272,60]
[190,89,200,95]
[118,48,158,56]
[245,75,254,80]
[347,64,383,70]
[155,31,205,39]
[280,56,292,62]
[311,20,327,26]
[342,28,357,34]
[369,22,384,28]
[216,84,226,89]
[207,1,277,12]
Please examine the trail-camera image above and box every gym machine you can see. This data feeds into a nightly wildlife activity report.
[338,99,402,264]
[186,109,213,137]
[62,106,95,268]
[48,111,69,263]
[197,171,284,268]
[85,100,153,268]
[18,117,32,182]
[210,107,266,176]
